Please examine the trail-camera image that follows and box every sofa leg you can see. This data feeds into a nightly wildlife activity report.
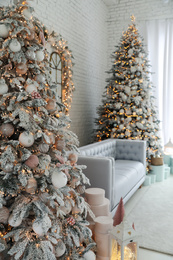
[139,185,143,189]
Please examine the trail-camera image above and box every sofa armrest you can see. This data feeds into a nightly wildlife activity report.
[77,156,114,202]
[116,139,146,169]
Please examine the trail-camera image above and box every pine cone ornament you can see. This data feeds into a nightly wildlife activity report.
[66,217,75,226]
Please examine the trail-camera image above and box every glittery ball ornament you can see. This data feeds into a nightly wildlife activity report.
[0,207,10,224]
[8,214,22,227]
[22,8,33,19]
[36,50,44,62]
[77,185,85,194]
[66,216,75,226]
[55,138,65,151]
[60,200,72,214]
[38,143,49,153]
[46,99,56,111]
[9,39,21,52]
[83,250,96,260]
[55,240,66,257]
[26,49,36,60]
[68,153,78,165]
[25,177,37,194]
[35,74,45,83]
[19,131,34,147]
[51,169,67,189]
[32,215,51,236]
[0,82,8,95]
[31,90,41,99]
[0,24,9,38]
[0,123,14,137]
[26,29,35,40]
[25,155,39,169]
[25,84,37,93]
[3,163,14,173]
[16,63,27,75]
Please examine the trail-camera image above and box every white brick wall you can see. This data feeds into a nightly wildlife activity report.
[31,0,108,146]
[0,0,108,146]
[107,0,173,66]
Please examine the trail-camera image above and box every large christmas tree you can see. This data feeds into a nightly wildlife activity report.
[0,2,95,259]
[95,16,162,168]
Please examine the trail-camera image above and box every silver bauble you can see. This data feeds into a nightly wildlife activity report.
[38,143,49,153]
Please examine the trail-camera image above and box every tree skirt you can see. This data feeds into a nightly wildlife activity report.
[127,175,173,256]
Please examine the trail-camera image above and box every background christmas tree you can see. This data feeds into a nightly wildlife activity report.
[94,16,163,169]
[0,2,95,259]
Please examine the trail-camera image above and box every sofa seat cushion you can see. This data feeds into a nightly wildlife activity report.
[111,160,145,210]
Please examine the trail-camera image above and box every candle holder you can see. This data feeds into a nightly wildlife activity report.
[110,216,138,260]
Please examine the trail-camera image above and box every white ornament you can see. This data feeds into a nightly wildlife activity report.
[60,200,72,214]
[35,74,45,83]
[19,131,34,147]
[36,50,44,62]
[125,86,130,94]
[83,250,96,260]
[8,214,22,227]
[0,83,8,95]
[22,8,33,19]
[131,66,136,73]
[26,50,36,60]
[25,84,37,93]
[0,24,9,38]
[55,240,66,257]
[9,39,21,52]
[32,215,51,236]
[119,124,124,130]
[51,170,67,189]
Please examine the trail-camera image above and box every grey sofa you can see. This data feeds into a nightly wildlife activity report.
[78,139,146,215]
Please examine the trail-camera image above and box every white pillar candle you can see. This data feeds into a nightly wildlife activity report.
[94,216,113,234]
[85,188,105,205]
[94,216,113,258]
[90,198,110,217]
[95,233,111,257]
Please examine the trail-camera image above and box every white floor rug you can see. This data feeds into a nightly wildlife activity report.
[127,175,173,256]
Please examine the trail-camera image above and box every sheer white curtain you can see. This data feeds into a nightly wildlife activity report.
[139,19,173,146]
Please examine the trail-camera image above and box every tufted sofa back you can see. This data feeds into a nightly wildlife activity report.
[79,139,117,158]
[116,139,146,167]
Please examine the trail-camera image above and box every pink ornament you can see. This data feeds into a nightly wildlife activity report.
[25,177,37,194]
[0,207,10,224]
[46,99,56,111]
[66,216,75,226]
[25,155,39,169]
[26,29,35,40]
[31,91,41,99]
[55,139,65,151]
[56,154,65,164]
[16,63,27,75]
[0,123,14,137]
[38,143,49,153]
[39,29,45,47]
[113,197,125,226]
[68,153,78,165]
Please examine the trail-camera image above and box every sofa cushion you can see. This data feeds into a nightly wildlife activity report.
[116,140,146,166]
[111,160,145,210]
